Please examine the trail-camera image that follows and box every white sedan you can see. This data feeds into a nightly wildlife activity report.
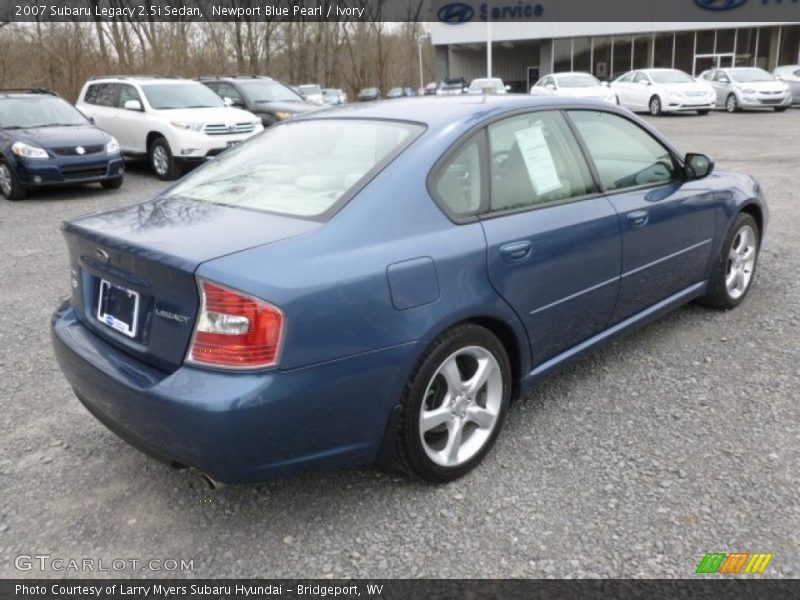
[611,69,716,116]
[530,72,617,104]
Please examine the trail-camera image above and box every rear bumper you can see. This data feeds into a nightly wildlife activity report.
[14,154,124,186]
[51,301,415,484]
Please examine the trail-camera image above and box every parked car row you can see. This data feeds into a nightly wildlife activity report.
[529,66,799,116]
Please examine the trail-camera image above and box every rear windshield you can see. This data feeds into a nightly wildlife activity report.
[167,119,424,219]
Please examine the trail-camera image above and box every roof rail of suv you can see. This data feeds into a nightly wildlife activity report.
[197,75,269,80]
[0,88,59,96]
[88,75,181,81]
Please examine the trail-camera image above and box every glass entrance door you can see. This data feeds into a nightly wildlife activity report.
[693,53,735,76]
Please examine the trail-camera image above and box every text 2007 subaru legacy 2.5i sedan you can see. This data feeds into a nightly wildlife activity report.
[51,96,767,486]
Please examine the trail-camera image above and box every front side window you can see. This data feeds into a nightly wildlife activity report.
[568,110,678,192]
[433,136,484,217]
[488,111,596,212]
[167,119,423,219]
[141,83,225,110]
[730,68,774,83]
[634,72,650,85]
[117,85,141,108]
[215,83,244,105]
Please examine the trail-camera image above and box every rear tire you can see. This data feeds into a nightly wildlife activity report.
[397,324,511,483]
[148,137,182,181]
[0,160,27,200]
[700,213,759,310]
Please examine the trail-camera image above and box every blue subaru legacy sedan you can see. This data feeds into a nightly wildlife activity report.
[0,89,124,200]
[51,96,767,485]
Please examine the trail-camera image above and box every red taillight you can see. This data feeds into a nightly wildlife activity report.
[187,279,284,369]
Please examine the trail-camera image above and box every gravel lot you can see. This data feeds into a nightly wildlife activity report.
[0,110,798,579]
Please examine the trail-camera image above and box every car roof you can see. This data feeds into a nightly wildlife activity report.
[552,71,593,77]
[87,77,196,86]
[294,95,622,130]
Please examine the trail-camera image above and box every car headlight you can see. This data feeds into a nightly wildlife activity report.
[11,141,48,159]
[170,121,205,132]
[273,111,291,121]
[741,87,757,94]
[105,137,120,154]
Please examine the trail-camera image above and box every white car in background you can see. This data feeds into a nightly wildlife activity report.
[77,76,262,180]
[773,65,800,105]
[611,69,716,116]
[467,78,509,95]
[530,72,617,104]
[699,67,792,112]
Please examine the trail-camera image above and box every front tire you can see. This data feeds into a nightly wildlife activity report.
[0,160,27,200]
[701,213,759,310]
[397,324,511,483]
[649,96,663,116]
[148,137,182,181]
[726,93,739,113]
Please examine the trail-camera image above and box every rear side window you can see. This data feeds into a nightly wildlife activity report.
[84,83,118,107]
[433,136,484,217]
[488,111,596,212]
[167,119,424,219]
[569,110,678,192]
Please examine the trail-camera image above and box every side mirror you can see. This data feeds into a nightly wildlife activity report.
[223,97,234,106]
[123,99,142,111]
[545,83,555,90]
[601,81,609,87]
[685,153,714,179]
[505,84,511,91]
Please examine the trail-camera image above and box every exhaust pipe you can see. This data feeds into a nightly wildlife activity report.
[198,472,227,491]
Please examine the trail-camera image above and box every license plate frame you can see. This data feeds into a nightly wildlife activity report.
[226,140,239,148]
[96,279,140,338]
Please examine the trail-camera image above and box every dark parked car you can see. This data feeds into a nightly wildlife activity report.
[387,87,417,99]
[199,75,319,127]
[358,87,381,102]
[52,96,766,486]
[0,89,124,200]
[437,77,468,96]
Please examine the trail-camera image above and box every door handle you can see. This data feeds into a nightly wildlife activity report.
[627,210,649,229]
[499,241,532,263]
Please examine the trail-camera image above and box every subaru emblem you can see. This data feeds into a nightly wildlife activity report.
[437,2,474,23]
[75,146,86,155]
[694,0,749,11]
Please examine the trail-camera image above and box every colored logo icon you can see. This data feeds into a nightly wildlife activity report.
[696,552,773,574]
[437,2,475,23]
[694,0,749,11]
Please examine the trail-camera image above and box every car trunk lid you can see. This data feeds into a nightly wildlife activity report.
[63,197,320,373]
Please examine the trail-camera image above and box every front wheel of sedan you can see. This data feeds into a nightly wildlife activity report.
[0,160,27,200]
[649,96,662,116]
[726,94,739,113]
[701,213,760,310]
[397,324,511,483]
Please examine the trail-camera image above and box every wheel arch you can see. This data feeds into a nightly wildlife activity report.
[739,202,764,241]
[146,131,168,151]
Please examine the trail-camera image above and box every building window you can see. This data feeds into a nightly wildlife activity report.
[554,38,571,72]
[736,28,757,66]
[716,29,735,55]
[612,35,632,78]
[573,37,591,72]
[696,30,715,55]
[633,34,652,69]
[653,33,674,68]
[674,31,694,74]
[779,25,800,65]
[592,37,612,81]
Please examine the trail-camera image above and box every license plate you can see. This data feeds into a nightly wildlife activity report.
[227,141,239,148]
[97,279,140,338]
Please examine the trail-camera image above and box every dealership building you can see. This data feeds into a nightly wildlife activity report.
[431,22,800,92]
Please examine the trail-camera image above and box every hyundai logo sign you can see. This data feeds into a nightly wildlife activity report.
[437,2,474,23]
[694,0,749,11]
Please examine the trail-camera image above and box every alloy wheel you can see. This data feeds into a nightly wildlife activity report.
[418,346,503,468]
[650,97,661,116]
[0,164,12,197]
[726,224,757,300]
[152,145,169,176]
[726,95,737,113]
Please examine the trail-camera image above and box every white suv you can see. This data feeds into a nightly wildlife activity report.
[77,76,263,180]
